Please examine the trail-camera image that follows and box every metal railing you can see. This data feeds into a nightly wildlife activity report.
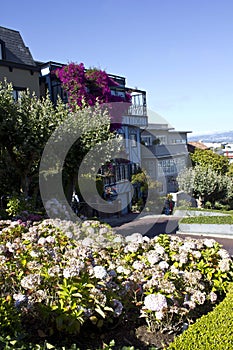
[99,163,140,185]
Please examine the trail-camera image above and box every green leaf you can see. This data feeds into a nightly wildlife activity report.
[95,306,106,318]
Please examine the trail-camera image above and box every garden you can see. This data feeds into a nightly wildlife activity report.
[2,64,233,349]
[1,214,233,349]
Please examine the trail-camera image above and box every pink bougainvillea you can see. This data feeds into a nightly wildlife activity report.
[55,62,131,127]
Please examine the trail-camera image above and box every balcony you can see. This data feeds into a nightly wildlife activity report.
[99,163,140,185]
[121,90,147,126]
[141,144,188,158]
[122,114,148,127]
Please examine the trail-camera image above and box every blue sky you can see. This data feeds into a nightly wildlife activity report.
[1,0,233,135]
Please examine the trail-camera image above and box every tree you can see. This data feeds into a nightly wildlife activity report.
[58,103,121,200]
[0,81,120,202]
[177,165,233,206]
[0,81,66,197]
[191,149,229,175]
[227,163,233,177]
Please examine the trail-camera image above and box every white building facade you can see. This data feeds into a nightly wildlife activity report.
[141,123,191,194]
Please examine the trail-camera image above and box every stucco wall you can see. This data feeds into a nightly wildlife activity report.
[0,66,40,96]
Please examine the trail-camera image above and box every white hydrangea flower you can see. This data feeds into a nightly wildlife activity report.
[219,259,230,272]
[144,293,167,312]
[183,299,196,310]
[99,227,108,235]
[180,241,196,252]
[46,236,55,244]
[170,265,180,274]
[113,235,124,244]
[82,237,94,247]
[218,249,230,259]
[192,250,202,259]
[203,239,216,248]
[38,237,46,245]
[116,265,124,274]
[154,244,165,255]
[6,242,15,253]
[82,221,91,227]
[21,274,41,290]
[13,293,27,302]
[34,289,47,302]
[125,233,144,244]
[147,251,160,265]
[191,290,206,305]
[86,227,95,235]
[179,252,188,264]
[93,265,108,279]
[124,243,139,253]
[66,231,74,239]
[209,291,218,303]
[48,265,60,277]
[158,261,169,270]
[63,267,80,278]
[132,260,145,271]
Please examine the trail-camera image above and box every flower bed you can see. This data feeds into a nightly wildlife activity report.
[0,219,233,349]
[178,216,233,237]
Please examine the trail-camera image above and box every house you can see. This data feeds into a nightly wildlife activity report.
[0,26,40,97]
[141,122,191,194]
[37,61,148,214]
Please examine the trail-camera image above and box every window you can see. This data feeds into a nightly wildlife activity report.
[0,40,5,60]
[158,156,186,176]
[130,134,137,147]
[141,136,152,146]
[13,87,26,100]
[158,135,167,144]
[172,139,186,144]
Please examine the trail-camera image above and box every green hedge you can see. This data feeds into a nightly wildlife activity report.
[167,284,233,350]
[179,215,233,224]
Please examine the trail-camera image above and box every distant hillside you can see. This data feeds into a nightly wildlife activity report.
[188,130,233,143]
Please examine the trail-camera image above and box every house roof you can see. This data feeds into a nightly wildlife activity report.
[0,26,36,67]
[187,141,210,152]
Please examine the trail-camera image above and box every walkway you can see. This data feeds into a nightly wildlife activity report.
[102,213,233,256]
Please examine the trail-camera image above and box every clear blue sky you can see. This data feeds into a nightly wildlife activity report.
[1,0,233,135]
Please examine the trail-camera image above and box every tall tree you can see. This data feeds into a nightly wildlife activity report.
[0,81,66,197]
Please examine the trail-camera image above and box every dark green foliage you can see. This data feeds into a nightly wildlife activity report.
[167,284,233,350]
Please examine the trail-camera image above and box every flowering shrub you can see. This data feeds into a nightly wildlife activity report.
[0,219,233,343]
[55,62,131,108]
[55,62,131,129]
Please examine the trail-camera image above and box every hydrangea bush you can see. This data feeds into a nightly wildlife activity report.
[0,218,233,343]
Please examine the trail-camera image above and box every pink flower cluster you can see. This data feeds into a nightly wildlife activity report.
[55,62,131,108]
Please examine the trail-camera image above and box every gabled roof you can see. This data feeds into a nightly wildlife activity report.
[0,26,36,67]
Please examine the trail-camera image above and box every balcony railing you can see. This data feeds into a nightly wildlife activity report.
[128,105,147,116]
[141,144,188,158]
[99,163,140,185]
[123,91,148,126]
[122,114,148,127]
